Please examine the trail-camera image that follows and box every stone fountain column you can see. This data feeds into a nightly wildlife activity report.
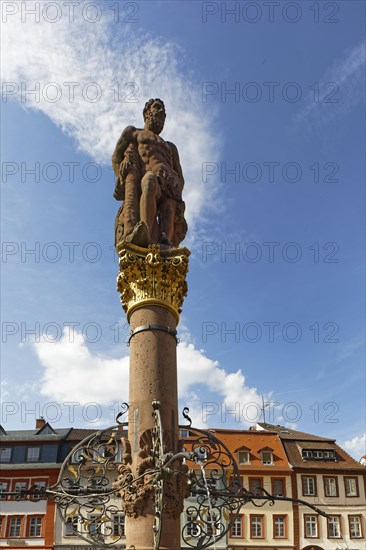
[114,241,190,550]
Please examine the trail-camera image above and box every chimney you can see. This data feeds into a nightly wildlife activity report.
[36,417,46,430]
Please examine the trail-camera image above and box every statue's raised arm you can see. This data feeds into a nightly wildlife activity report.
[113,99,187,249]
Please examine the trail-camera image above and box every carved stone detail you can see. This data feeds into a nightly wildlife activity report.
[113,435,189,519]
[113,444,155,518]
[116,242,190,322]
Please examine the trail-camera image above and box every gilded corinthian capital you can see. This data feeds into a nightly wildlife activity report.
[116,242,190,323]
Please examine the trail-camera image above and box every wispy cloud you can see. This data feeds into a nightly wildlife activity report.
[343,432,366,460]
[29,327,267,428]
[293,40,365,128]
[1,2,220,240]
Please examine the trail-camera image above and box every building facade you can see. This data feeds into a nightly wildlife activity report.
[1,421,365,550]
[216,429,295,550]
[258,423,366,550]
[53,428,125,550]
[0,419,70,549]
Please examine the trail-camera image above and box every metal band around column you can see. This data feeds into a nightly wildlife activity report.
[128,324,179,345]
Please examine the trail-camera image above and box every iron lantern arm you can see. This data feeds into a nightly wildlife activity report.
[2,472,327,519]
[190,486,328,518]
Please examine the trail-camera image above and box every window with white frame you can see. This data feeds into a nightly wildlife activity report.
[302,476,316,496]
[250,516,263,538]
[305,515,318,537]
[29,517,42,537]
[14,481,27,500]
[238,450,250,464]
[0,481,8,499]
[344,477,358,497]
[65,516,79,536]
[324,476,338,497]
[349,515,362,538]
[328,515,341,538]
[207,513,218,536]
[313,450,323,459]
[0,448,11,463]
[302,450,313,459]
[31,480,47,500]
[186,515,200,537]
[26,447,40,462]
[274,516,286,538]
[261,451,273,465]
[231,516,243,537]
[9,517,22,537]
[324,450,335,460]
[113,515,125,537]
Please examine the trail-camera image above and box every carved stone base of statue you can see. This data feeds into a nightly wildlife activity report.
[116,242,190,549]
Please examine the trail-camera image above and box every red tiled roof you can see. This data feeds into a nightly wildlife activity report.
[182,429,291,471]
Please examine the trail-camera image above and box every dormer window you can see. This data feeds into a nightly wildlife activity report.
[302,450,312,459]
[238,451,250,464]
[235,447,251,465]
[258,447,274,465]
[324,450,335,460]
[313,450,323,459]
[36,423,55,435]
[261,451,273,465]
[301,448,336,461]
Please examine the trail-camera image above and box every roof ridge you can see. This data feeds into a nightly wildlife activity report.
[258,422,333,441]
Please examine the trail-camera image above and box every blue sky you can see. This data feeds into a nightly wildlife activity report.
[1,1,365,458]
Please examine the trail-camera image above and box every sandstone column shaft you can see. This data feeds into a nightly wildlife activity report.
[116,243,190,550]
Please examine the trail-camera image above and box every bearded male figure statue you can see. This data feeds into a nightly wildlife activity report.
[112,98,188,248]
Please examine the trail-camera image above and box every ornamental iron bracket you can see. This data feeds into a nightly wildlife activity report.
[2,403,328,550]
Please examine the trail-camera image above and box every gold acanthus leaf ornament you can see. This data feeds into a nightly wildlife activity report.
[116,242,190,323]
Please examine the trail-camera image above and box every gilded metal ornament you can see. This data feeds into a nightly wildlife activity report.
[116,242,190,322]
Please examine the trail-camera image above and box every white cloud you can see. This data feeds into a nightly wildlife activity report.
[177,341,265,427]
[31,328,266,428]
[1,2,220,239]
[293,40,365,127]
[343,433,366,460]
[34,327,130,404]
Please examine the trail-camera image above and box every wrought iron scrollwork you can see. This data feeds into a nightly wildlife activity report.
[51,425,127,546]
[115,402,129,425]
[237,486,328,516]
[179,423,242,549]
[1,403,328,550]
[179,408,328,549]
[182,406,192,428]
[151,400,165,550]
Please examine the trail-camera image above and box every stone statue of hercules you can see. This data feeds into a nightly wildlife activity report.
[112,98,188,248]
